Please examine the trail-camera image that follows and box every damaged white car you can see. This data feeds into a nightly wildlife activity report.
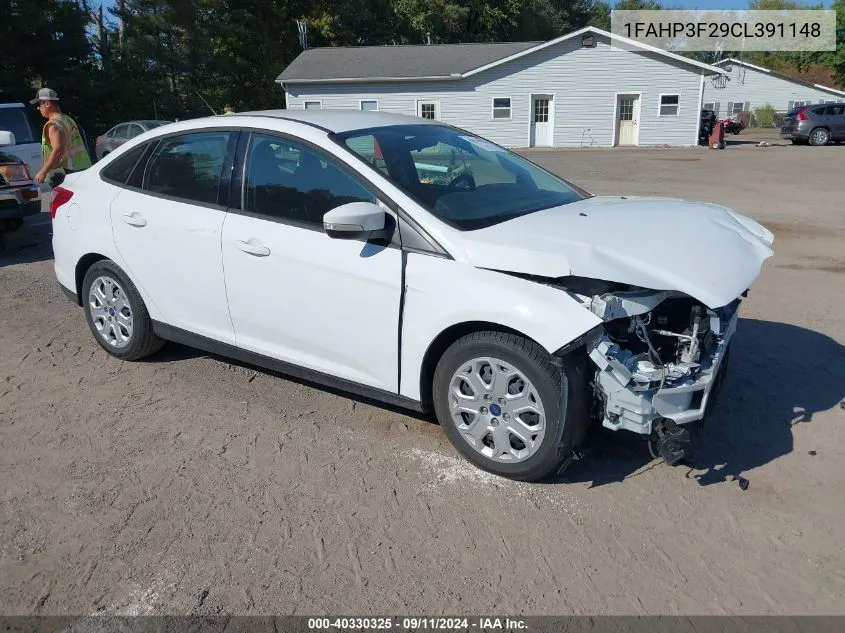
[51,111,773,482]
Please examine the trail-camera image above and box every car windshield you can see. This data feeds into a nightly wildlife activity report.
[0,107,37,144]
[334,124,589,230]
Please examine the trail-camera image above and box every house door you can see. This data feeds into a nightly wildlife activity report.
[615,94,640,146]
[530,95,553,147]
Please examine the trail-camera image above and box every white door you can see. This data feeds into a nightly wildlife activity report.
[616,94,640,146]
[221,132,402,391]
[109,130,236,344]
[530,96,553,147]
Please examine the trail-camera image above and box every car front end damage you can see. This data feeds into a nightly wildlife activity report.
[556,280,743,464]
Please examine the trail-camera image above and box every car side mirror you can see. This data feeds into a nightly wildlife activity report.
[323,201,386,240]
[0,131,16,146]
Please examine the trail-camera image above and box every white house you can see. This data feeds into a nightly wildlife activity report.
[703,58,845,119]
[276,27,726,148]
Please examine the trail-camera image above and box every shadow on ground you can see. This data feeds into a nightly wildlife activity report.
[560,318,845,488]
[145,342,435,423]
[0,212,54,267]
[145,318,844,488]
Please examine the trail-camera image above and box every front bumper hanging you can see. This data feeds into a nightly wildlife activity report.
[586,301,739,436]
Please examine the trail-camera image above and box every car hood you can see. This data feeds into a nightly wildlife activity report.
[458,196,774,309]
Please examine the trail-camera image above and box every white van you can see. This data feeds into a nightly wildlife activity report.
[0,103,42,176]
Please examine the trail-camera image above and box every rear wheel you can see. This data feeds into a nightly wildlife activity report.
[809,127,830,146]
[81,260,165,360]
[432,331,587,482]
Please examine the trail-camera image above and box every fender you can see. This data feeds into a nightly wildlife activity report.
[399,252,602,401]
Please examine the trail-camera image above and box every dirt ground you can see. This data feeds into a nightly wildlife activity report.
[1,136,844,617]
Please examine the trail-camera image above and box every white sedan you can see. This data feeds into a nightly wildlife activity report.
[50,110,774,481]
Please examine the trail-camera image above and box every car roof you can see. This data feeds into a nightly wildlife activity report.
[233,109,441,133]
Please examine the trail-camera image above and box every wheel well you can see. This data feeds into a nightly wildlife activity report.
[74,253,109,305]
[417,321,538,414]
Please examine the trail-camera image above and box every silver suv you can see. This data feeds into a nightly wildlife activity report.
[781,103,845,146]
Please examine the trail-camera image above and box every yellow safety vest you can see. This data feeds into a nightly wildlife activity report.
[42,113,92,172]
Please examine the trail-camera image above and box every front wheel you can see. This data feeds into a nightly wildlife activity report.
[809,127,830,146]
[432,331,587,482]
[81,260,165,360]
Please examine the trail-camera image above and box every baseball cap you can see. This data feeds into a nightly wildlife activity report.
[29,87,59,104]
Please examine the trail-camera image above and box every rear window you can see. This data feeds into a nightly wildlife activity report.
[0,106,37,144]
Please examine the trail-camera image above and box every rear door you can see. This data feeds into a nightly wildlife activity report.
[220,131,402,390]
[110,129,238,344]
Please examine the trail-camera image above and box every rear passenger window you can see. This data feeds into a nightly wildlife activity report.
[244,133,376,228]
[100,143,148,185]
[144,132,231,206]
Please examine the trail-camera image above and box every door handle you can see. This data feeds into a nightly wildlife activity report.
[123,212,147,227]
[235,240,270,256]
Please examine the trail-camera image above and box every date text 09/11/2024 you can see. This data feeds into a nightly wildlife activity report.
[623,21,821,39]
[307,617,528,630]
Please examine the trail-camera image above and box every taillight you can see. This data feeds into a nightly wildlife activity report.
[797,108,808,121]
[50,186,74,220]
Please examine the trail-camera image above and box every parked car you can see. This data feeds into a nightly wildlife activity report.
[0,146,40,238]
[781,103,845,145]
[0,102,43,177]
[95,120,172,160]
[51,110,773,481]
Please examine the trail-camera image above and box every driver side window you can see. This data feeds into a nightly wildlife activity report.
[245,133,376,228]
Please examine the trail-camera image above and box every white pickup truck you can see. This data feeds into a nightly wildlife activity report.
[0,103,43,177]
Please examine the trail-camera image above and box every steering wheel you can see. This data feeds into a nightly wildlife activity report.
[447,170,476,190]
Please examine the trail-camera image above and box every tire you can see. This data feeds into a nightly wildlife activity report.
[809,127,830,146]
[81,260,165,360]
[431,331,588,482]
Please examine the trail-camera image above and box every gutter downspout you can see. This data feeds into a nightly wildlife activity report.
[695,70,705,146]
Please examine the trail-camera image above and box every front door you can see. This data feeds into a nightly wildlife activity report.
[530,96,553,147]
[616,94,640,146]
[221,132,402,391]
[110,130,237,344]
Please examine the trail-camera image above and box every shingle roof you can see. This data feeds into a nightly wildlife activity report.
[277,27,726,85]
[277,41,542,84]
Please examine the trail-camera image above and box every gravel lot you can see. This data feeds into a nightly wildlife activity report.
[1,135,844,616]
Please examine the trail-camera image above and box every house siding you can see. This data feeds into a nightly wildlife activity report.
[283,35,705,148]
[703,64,843,117]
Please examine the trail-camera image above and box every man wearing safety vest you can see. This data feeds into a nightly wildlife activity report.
[30,87,92,185]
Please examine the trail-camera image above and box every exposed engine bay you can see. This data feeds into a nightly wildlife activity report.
[549,276,741,461]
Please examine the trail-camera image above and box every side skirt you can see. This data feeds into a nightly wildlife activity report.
[152,321,425,414]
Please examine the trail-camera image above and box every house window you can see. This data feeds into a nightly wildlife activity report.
[304,101,322,110]
[419,102,437,119]
[492,98,511,119]
[359,100,378,111]
[730,101,745,115]
[703,102,715,111]
[659,94,679,116]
